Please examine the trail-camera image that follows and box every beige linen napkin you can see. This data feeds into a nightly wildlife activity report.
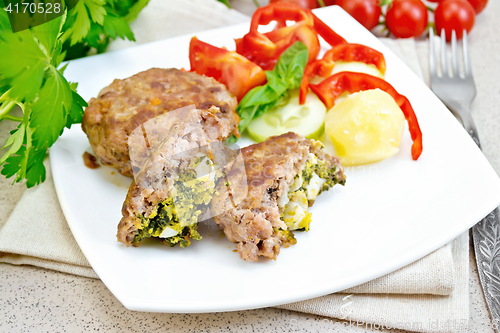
[0,1,469,332]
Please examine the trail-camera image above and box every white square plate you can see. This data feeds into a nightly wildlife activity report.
[51,6,500,313]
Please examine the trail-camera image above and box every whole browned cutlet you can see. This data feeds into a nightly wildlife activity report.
[82,68,239,177]
[211,132,346,262]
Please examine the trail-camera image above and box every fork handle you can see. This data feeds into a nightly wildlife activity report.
[472,208,500,333]
[444,101,482,148]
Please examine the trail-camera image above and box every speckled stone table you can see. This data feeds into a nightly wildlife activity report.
[2,1,500,332]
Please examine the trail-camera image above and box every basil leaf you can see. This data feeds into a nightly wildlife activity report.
[238,84,279,108]
[273,41,309,89]
[236,41,309,136]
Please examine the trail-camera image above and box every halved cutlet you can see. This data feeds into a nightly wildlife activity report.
[211,132,346,261]
[117,106,235,248]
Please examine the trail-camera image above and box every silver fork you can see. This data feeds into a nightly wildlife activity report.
[430,29,500,330]
[429,29,480,147]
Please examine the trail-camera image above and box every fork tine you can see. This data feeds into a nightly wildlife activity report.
[440,29,448,77]
[463,30,472,78]
[451,30,459,77]
[429,29,437,77]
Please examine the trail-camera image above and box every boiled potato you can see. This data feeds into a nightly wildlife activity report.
[325,89,404,166]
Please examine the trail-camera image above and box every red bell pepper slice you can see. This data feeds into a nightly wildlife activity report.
[299,43,386,104]
[312,15,347,47]
[235,3,345,70]
[189,37,267,101]
[309,72,423,160]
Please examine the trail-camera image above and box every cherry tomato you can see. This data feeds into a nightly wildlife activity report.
[269,0,320,9]
[466,0,488,14]
[435,0,475,41]
[385,0,428,38]
[335,0,381,30]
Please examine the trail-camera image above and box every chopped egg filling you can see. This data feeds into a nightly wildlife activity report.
[305,172,326,200]
[280,155,341,231]
[283,190,312,230]
[133,154,221,247]
[159,227,178,238]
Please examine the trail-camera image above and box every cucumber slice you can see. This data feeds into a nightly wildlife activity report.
[330,61,385,79]
[247,89,327,142]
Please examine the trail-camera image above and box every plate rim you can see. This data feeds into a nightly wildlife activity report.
[50,5,500,313]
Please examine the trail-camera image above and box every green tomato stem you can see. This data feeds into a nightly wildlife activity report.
[252,0,260,7]
[427,22,436,32]
[317,0,326,7]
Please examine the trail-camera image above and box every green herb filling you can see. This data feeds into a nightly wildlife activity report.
[133,156,219,247]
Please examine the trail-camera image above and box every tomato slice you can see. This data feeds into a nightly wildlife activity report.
[189,37,267,101]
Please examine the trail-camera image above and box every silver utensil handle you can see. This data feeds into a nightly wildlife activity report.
[473,208,500,332]
[445,102,482,148]
[448,101,500,330]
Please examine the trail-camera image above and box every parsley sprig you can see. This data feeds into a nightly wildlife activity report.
[0,11,86,187]
[63,0,149,60]
[0,1,149,187]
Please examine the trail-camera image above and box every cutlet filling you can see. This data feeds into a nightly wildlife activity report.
[133,199,202,247]
[132,156,219,247]
[279,155,345,231]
